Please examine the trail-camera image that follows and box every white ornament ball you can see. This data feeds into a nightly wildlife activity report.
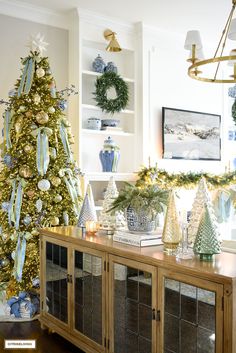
[48,106,55,114]
[18,105,26,112]
[36,67,45,78]
[36,199,43,212]
[34,94,41,104]
[38,179,51,191]
[50,216,60,226]
[54,194,62,203]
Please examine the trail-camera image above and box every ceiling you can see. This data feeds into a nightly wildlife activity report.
[11,0,233,42]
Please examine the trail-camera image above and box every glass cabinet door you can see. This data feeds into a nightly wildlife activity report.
[109,255,157,353]
[73,249,104,349]
[45,241,68,325]
[160,271,223,353]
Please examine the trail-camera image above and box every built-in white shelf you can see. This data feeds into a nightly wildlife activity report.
[82,70,135,83]
[84,172,137,182]
[82,128,133,137]
[82,104,134,115]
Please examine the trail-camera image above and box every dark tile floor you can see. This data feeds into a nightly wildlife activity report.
[0,320,84,353]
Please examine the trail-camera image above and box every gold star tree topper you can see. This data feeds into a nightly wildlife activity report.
[27,33,49,55]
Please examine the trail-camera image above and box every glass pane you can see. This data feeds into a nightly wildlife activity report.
[113,263,152,353]
[46,242,68,323]
[74,251,102,345]
[163,277,216,353]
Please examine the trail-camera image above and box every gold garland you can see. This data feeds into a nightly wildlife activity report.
[136,166,236,189]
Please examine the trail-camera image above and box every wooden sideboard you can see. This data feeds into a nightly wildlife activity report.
[39,226,236,353]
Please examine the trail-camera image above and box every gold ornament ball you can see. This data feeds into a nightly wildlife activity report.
[51,176,61,187]
[36,111,49,125]
[25,111,32,118]
[1,258,10,267]
[26,190,35,199]
[50,216,60,226]
[54,194,62,203]
[24,144,34,153]
[36,67,45,78]
[19,165,32,178]
[48,106,55,114]
[31,229,39,236]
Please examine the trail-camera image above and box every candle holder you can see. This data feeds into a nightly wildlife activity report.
[176,223,194,260]
[85,221,98,234]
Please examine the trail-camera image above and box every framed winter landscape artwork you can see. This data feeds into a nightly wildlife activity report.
[162,107,221,160]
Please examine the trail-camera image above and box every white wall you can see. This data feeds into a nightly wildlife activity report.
[141,25,227,174]
[0,13,69,144]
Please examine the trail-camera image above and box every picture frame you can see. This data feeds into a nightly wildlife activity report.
[162,107,221,160]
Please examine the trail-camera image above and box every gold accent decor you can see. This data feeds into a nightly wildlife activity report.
[185,0,236,83]
[104,29,121,52]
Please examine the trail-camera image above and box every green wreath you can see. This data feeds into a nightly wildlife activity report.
[94,71,129,114]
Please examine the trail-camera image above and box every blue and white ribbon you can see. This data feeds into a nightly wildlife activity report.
[31,127,52,176]
[17,57,35,97]
[59,121,73,163]
[13,232,27,282]
[4,110,13,149]
[62,168,80,217]
[8,178,26,229]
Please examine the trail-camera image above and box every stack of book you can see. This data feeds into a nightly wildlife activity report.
[113,230,163,247]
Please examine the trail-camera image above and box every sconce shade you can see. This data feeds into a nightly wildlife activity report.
[104,29,121,52]
[184,30,203,50]
[228,49,236,65]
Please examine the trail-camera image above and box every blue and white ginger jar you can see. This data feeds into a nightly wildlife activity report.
[92,54,106,73]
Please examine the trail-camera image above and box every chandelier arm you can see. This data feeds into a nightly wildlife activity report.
[213,4,235,58]
[214,4,235,81]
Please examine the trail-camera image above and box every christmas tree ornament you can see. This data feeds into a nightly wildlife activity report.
[19,165,32,178]
[36,111,49,125]
[58,99,67,111]
[38,179,50,191]
[63,211,69,225]
[11,251,15,260]
[3,155,16,168]
[15,116,23,139]
[162,190,182,254]
[36,199,43,212]
[18,106,26,112]
[49,147,57,160]
[48,106,55,114]
[51,176,61,187]
[26,190,35,199]
[1,202,9,212]
[31,230,39,236]
[188,177,216,245]
[36,68,45,78]
[58,169,65,177]
[99,177,126,232]
[193,204,221,261]
[28,33,49,54]
[54,194,62,203]
[33,93,41,104]
[50,216,60,226]
[24,144,34,153]
[23,215,32,226]
[25,111,32,118]
[1,258,10,267]
[78,193,97,226]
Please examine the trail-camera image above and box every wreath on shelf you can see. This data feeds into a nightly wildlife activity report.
[93,72,129,114]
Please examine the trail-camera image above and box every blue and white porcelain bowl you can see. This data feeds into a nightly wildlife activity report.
[87,117,101,130]
[101,119,120,129]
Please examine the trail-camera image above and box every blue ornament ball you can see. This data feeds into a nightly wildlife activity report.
[1,202,9,212]
[58,99,68,111]
[3,154,15,168]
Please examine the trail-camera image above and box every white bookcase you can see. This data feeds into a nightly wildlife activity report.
[77,12,142,206]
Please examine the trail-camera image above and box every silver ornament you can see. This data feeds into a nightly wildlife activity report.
[1,258,10,267]
[34,93,41,104]
[36,111,49,125]
[54,194,62,203]
[36,199,43,212]
[48,106,55,114]
[49,147,57,160]
[58,169,65,177]
[36,67,45,78]
[23,215,32,226]
[1,202,9,212]
[38,179,51,191]
[63,211,69,225]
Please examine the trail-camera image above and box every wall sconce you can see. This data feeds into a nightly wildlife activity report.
[104,29,121,52]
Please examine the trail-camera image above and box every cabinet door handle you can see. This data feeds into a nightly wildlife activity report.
[66,274,73,283]
[156,310,161,322]
[152,308,156,320]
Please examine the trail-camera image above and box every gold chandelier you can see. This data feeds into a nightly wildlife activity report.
[185,0,236,83]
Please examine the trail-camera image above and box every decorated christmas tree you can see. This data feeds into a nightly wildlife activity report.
[162,190,182,254]
[0,35,82,296]
[193,204,221,261]
[99,177,126,232]
[188,177,217,245]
